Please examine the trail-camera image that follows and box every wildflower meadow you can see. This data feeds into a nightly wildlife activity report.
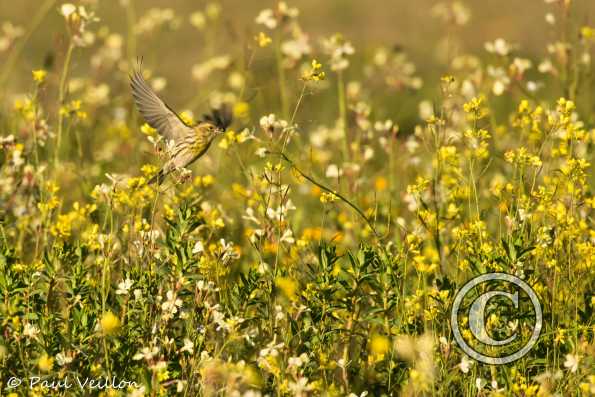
[0,1,594,396]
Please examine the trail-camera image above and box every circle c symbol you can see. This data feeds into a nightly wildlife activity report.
[450,272,542,365]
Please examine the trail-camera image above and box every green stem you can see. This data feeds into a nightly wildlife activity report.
[101,258,111,376]
[270,151,383,240]
[337,70,349,161]
[55,41,75,167]
[275,33,289,119]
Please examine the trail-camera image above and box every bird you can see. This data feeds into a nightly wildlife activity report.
[130,65,232,185]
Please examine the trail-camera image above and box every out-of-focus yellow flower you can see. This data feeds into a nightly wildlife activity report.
[233,101,250,119]
[275,276,298,302]
[302,59,326,82]
[179,110,194,125]
[38,354,54,372]
[370,334,390,359]
[100,311,121,335]
[32,69,47,83]
[190,11,206,30]
[255,31,272,48]
[320,192,338,203]
[375,176,388,191]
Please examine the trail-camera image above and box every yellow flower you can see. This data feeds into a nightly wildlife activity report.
[38,354,54,372]
[32,69,47,83]
[233,101,250,119]
[255,31,272,47]
[320,192,338,203]
[374,176,388,191]
[100,311,121,335]
[190,11,206,30]
[370,334,390,358]
[302,59,326,82]
[179,111,195,125]
[275,276,298,302]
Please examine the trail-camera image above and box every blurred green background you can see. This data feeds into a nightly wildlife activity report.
[2,0,594,98]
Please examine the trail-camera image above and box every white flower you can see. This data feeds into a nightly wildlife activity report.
[60,3,77,18]
[219,238,240,262]
[0,134,15,145]
[243,208,261,225]
[255,147,268,158]
[116,278,133,295]
[564,353,580,373]
[260,113,288,134]
[325,164,343,178]
[281,36,311,61]
[280,229,295,244]
[288,377,312,394]
[490,380,505,392]
[192,241,204,254]
[418,101,434,120]
[538,59,554,73]
[487,65,510,96]
[23,323,40,339]
[288,353,309,368]
[191,55,231,82]
[266,200,296,222]
[255,9,277,29]
[512,57,532,75]
[161,290,183,320]
[363,146,375,161]
[459,356,473,373]
[180,338,194,354]
[278,2,299,18]
[133,346,159,361]
[259,341,284,358]
[485,38,511,56]
[275,305,284,320]
[322,34,355,71]
[12,148,24,167]
[348,392,369,397]
[55,352,73,366]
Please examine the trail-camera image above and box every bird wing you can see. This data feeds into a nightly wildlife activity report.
[130,70,192,141]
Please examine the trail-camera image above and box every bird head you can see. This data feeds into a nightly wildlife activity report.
[201,123,225,141]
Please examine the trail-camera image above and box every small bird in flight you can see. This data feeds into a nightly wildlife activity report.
[130,65,232,185]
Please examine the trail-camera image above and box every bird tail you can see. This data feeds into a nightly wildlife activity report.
[148,169,166,185]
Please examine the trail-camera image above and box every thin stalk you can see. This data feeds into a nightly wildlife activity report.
[337,70,349,161]
[275,32,289,118]
[270,151,383,240]
[55,41,75,166]
[101,258,112,376]
[0,223,7,249]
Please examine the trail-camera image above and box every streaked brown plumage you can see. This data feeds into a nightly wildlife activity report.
[130,66,232,184]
